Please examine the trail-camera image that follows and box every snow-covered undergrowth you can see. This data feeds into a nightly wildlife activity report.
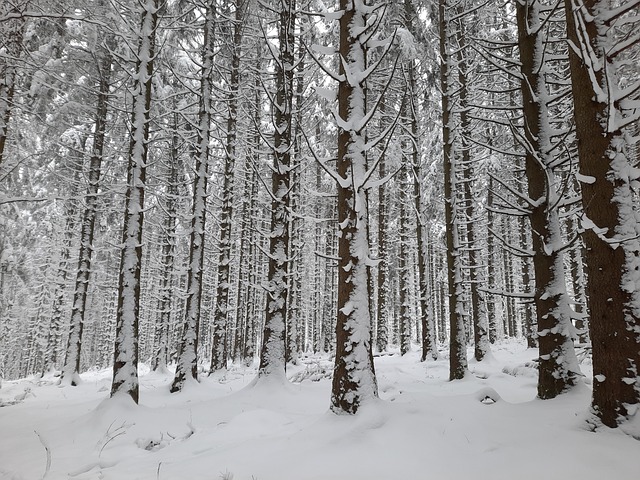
[0,340,637,480]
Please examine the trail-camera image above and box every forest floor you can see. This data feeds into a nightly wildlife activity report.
[1,339,638,480]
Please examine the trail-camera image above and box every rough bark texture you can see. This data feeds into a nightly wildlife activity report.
[564,0,640,428]
[398,168,411,356]
[111,0,159,404]
[258,0,296,381]
[62,35,113,384]
[0,1,26,167]
[50,145,83,380]
[211,1,245,373]
[330,0,379,414]
[516,0,579,399]
[152,113,179,372]
[171,1,215,392]
[440,0,467,380]
[376,99,389,353]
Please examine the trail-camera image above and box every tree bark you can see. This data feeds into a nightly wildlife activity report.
[564,0,640,427]
[516,0,580,399]
[330,0,379,414]
[258,0,296,381]
[171,0,215,392]
[211,1,245,373]
[62,35,113,384]
[440,0,467,380]
[111,0,159,404]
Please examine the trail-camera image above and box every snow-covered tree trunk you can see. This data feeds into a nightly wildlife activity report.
[45,132,86,376]
[515,0,580,399]
[0,1,26,167]
[517,216,536,349]
[454,16,490,363]
[257,0,296,382]
[376,98,389,353]
[61,35,113,385]
[152,112,179,373]
[398,167,412,356]
[210,1,245,373]
[439,0,468,380]
[563,0,640,428]
[111,0,159,404]
[330,0,381,414]
[400,0,437,361]
[287,32,307,363]
[171,0,215,393]
[565,213,589,343]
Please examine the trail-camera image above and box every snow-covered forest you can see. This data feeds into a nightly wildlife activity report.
[1,0,639,478]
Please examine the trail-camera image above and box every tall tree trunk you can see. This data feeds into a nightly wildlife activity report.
[516,0,579,399]
[564,0,640,428]
[397,167,412,356]
[287,31,307,364]
[401,0,437,361]
[0,1,27,167]
[211,1,245,373]
[456,16,490,363]
[440,0,467,380]
[152,111,179,372]
[46,155,82,379]
[258,0,296,381]
[111,0,159,404]
[61,35,113,384]
[486,177,498,343]
[330,0,380,414]
[376,98,389,353]
[171,0,215,392]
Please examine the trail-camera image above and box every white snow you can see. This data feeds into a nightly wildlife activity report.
[0,341,637,480]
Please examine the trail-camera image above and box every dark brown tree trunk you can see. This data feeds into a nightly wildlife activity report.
[564,0,640,427]
[330,0,379,414]
[516,0,579,399]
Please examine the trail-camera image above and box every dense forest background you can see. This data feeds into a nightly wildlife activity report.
[1,0,638,430]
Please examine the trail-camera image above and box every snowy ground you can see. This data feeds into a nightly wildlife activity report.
[1,340,637,480]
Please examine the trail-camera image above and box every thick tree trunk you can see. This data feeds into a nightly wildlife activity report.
[330,0,379,414]
[516,0,579,399]
[564,0,640,428]
[111,0,159,404]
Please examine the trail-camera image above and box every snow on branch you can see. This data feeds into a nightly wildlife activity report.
[488,227,535,258]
